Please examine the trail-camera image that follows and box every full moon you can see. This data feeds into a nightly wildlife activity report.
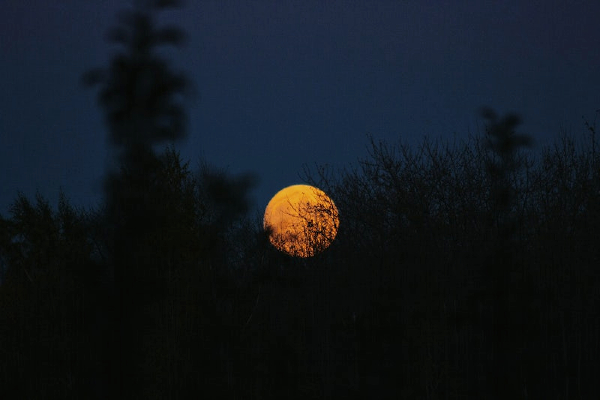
[264,184,339,257]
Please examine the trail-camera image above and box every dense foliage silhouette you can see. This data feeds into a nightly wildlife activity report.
[4,119,599,398]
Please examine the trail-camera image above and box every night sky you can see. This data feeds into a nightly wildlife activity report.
[2,0,600,216]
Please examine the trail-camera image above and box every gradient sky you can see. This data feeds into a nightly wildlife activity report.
[1,0,600,216]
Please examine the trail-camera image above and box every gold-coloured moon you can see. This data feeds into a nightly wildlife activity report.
[263,184,339,257]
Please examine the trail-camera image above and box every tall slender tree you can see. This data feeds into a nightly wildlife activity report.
[481,108,532,398]
[83,0,191,395]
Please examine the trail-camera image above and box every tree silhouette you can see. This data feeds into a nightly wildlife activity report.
[0,193,101,398]
[300,110,600,398]
[83,1,193,395]
[2,105,600,397]
[481,108,532,398]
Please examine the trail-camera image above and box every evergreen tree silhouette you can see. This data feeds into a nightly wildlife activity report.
[481,107,532,398]
[83,0,190,395]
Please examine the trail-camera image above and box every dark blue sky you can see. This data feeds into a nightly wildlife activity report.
[1,0,599,216]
